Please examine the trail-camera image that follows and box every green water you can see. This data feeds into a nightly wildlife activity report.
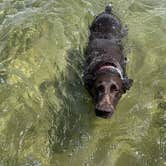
[0,0,165,165]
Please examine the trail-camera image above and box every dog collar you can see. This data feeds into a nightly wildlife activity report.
[98,65,124,80]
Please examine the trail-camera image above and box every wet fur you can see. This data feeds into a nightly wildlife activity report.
[83,5,133,117]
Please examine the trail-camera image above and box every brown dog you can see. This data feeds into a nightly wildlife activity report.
[83,4,133,118]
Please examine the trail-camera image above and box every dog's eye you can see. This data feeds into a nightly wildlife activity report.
[110,84,118,92]
[96,85,105,93]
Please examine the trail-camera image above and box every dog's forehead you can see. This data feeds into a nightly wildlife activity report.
[95,74,122,85]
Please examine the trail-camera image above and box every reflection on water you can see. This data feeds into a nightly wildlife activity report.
[0,0,165,165]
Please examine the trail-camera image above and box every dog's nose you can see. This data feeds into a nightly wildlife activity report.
[95,105,115,113]
[95,108,114,118]
[95,105,115,118]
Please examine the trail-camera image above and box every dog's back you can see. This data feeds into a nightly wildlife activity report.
[84,4,127,85]
[89,4,127,41]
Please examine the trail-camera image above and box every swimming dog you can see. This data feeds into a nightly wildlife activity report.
[83,4,133,118]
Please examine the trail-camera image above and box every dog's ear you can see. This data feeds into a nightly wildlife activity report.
[83,74,94,91]
[122,77,133,93]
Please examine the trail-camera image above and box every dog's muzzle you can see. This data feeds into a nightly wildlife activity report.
[95,105,115,118]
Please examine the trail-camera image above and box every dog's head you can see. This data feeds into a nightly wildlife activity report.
[84,64,133,118]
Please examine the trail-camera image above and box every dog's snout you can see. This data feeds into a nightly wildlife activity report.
[102,94,110,104]
[98,93,112,106]
[95,107,114,118]
[95,92,115,118]
[95,104,115,113]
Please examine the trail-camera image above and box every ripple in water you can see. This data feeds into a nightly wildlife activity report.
[0,0,165,165]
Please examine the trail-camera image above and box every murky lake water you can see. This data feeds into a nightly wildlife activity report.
[0,0,166,165]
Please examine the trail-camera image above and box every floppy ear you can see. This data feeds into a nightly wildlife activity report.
[83,74,94,91]
[122,77,133,93]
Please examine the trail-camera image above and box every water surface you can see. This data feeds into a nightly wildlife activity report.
[0,0,165,165]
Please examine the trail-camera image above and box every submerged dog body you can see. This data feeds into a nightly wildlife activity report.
[83,4,133,118]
